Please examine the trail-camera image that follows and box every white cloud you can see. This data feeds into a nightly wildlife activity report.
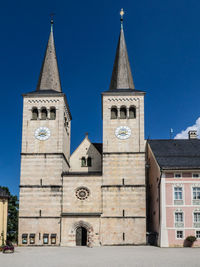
[174,117,200,139]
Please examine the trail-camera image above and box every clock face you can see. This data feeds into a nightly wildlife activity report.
[115,126,131,140]
[34,127,51,141]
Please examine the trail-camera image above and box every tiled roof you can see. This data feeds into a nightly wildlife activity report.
[148,139,200,170]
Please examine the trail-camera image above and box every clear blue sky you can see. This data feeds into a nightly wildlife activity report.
[1,0,200,196]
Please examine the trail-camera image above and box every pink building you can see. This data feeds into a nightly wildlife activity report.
[147,132,200,247]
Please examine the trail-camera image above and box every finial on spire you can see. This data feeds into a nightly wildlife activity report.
[120,8,124,29]
[50,13,55,32]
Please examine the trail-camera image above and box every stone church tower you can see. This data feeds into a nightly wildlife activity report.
[19,14,146,246]
[18,21,71,245]
[101,16,146,245]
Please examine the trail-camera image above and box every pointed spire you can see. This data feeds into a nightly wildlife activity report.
[109,9,135,90]
[36,17,62,92]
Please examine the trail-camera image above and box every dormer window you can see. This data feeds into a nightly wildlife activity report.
[81,157,92,167]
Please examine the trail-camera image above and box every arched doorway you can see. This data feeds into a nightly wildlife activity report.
[76,226,87,246]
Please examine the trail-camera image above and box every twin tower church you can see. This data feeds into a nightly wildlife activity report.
[18,15,146,246]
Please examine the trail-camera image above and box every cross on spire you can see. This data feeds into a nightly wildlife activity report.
[120,8,124,29]
[50,13,55,32]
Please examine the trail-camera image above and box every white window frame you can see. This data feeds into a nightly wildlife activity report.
[174,211,183,223]
[193,173,200,178]
[174,186,183,200]
[174,173,182,178]
[194,211,200,223]
[176,230,184,239]
[192,187,200,200]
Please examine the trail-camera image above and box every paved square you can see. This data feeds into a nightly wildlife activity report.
[0,246,200,267]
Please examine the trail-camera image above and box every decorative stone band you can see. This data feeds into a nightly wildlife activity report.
[21,152,70,168]
[61,213,102,217]
[20,185,62,188]
[62,172,102,176]
[101,216,146,219]
[175,222,184,228]
[19,216,60,219]
[101,185,145,188]
[103,152,145,155]
[27,99,60,103]
[194,222,200,228]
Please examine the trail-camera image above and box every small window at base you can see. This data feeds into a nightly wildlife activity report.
[176,230,183,239]
[51,234,57,244]
[43,234,49,244]
[29,233,35,244]
[22,234,28,244]
[196,231,200,238]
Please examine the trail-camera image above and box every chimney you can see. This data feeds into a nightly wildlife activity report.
[188,130,197,139]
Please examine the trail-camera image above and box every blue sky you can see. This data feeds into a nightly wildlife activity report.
[1,0,200,195]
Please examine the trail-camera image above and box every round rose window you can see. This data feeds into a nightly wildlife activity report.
[75,187,90,200]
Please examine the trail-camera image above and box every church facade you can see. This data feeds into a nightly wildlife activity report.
[18,16,146,247]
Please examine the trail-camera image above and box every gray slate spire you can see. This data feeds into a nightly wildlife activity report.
[109,26,135,90]
[36,23,62,92]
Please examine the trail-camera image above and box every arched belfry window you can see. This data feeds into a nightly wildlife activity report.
[32,108,38,120]
[81,157,86,167]
[129,106,136,119]
[87,157,92,167]
[120,106,127,119]
[41,107,47,120]
[50,107,56,120]
[111,107,118,119]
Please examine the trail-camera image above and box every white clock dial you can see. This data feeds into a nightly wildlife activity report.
[115,126,131,140]
[34,127,51,141]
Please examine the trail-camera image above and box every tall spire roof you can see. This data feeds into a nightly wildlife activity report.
[36,19,62,92]
[109,9,135,90]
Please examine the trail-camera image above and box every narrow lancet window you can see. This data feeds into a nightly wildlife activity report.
[129,106,136,119]
[50,107,56,120]
[41,108,48,120]
[111,107,118,119]
[32,108,38,120]
[120,106,127,119]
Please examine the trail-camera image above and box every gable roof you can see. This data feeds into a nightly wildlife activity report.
[148,139,200,170]
[92,143,102,154]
